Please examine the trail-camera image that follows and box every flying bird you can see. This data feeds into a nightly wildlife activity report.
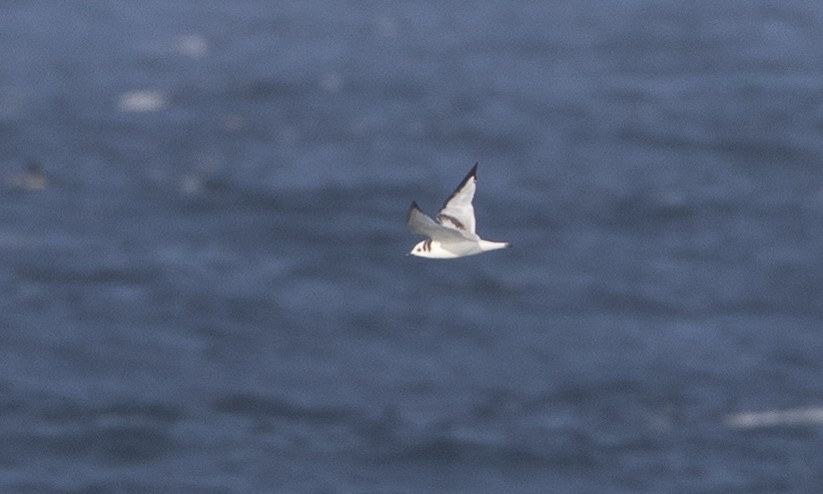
[406,163,509,258]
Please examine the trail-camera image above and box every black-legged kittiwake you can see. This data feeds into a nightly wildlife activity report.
[406,163,509,258]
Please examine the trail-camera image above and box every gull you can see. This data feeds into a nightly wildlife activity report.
[407,163,510,258]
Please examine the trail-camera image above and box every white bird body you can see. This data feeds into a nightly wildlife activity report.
[407,164,509,259]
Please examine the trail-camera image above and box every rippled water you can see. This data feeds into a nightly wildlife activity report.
[2,1,823,493]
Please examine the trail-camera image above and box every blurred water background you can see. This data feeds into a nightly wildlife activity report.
[2,1,823,493]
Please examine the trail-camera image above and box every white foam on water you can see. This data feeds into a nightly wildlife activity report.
[118,90,167,113]
[176,34,208,57]
[725,407,823,429]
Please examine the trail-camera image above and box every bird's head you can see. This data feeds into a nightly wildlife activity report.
[407,240,432,258]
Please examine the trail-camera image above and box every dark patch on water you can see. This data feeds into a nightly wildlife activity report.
[213,393,352,424]
[2,1,823,493]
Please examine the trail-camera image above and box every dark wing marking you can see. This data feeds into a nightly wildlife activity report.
[407,201,471,241]
[436,163,478,235]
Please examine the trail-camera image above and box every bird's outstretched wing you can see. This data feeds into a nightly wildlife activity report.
[407,202,471,241]
[436,163,478,236]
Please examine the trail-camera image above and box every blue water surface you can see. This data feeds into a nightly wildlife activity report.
[1,1,823,493]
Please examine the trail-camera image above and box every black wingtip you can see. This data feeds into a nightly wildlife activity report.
[465,162,479,183]
[456,162,479,190]
[407,200,421,223]
[439,163,480,211]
